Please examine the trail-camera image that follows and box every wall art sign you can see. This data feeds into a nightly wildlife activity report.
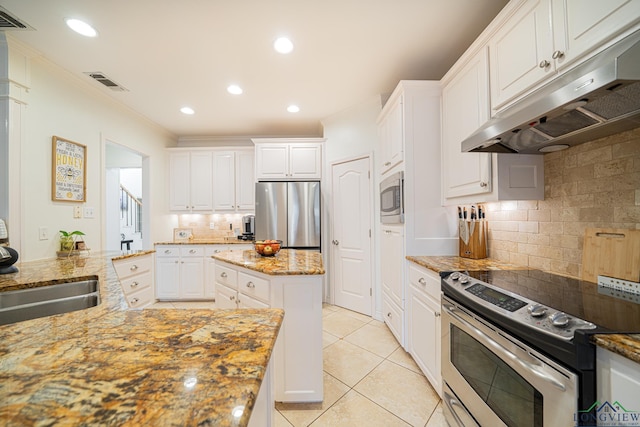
[52,136,87,202]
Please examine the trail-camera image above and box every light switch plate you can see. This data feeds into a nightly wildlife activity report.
[83,207,95,218]
[39,226,49,240]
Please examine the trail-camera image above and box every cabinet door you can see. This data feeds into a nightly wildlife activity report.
[289,143,322,179]
[408,287,441,396]
[235,150,256,210]
[213,151,236,211]
[552,0,640,71]
[169,152,191,211]
[156,257,180,299]
[189,151,213,211]
[489,0,554,110]
[380,96,404,174]
[205,259,216,299]
[255,144,289,179]
[215,283,238,309]
[180,257,205,299]
[442,48,492,200]
[380,226,404,308]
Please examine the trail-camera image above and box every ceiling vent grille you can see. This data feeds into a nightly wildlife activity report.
[84,72,129,92]
[0,7,33,30]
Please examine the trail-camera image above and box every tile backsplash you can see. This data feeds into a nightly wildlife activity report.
[177,213,252,240]
[485,127,640,279]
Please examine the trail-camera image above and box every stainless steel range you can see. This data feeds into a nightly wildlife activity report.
[440,269,640,427]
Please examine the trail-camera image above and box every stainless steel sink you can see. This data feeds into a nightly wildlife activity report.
[0,279,100,325]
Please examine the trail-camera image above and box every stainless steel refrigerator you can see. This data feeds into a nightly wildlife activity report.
[254,181,321,250]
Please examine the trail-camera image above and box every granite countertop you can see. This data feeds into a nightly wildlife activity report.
[407,255,640,365]
[155,239,253,245]
[0,251,283,426]
[212,249,325,275]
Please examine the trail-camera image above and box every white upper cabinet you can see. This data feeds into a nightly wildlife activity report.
[213,149,255,212]
[169,150,213,212]
[442,48,493,200]
[490,0,640,111]
[377,94,404,175]
[253,138,324,180]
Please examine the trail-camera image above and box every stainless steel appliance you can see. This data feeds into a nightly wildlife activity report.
[379,171,403,224]
[254,181,320,250]
[462,29,640,154]
[239,214,255,240]
[441,269,640,427]
[0,219,18,274]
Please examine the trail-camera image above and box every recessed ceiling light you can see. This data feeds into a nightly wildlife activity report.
[274,37,294,54]
[287,105,300,113]
[65,18,97,37]
[180,107,195,115]
[227,85,243,95]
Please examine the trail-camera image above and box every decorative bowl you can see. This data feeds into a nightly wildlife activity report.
[254,240,282,257]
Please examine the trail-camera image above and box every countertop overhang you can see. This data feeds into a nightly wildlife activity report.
[212,249,325,275]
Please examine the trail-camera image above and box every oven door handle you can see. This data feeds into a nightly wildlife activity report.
[443,303,567,392]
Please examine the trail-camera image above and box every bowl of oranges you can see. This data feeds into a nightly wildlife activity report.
[254,240,282,257]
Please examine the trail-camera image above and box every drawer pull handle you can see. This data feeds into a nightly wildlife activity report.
[418,278,426,285]
[189,249,196,254]
[164,250,171,254]
[130,265,138,271]
[130,281,139,288]
[220,272,227,278]
[131,298,139,304]
[230,295,235,301]
[539,59,550,68]
[246,282,255,289]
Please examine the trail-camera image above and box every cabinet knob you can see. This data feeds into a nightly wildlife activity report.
[214,250,220,253]
[164,250,171,254]
[189,249,196,254]
[552,50,564,59]
[479,181,488,188]
[539,59,550,68]
[384,161,391,166]
[230,295,235,301]
[332,240,340,246]
[246,281,255,288]
[435,312,441,317]
[418,278,426,285]
[130,281,139,288]
[130,265,138,271]
[130,297,139,304]
[220,272,227,278]
[387,312,392,318]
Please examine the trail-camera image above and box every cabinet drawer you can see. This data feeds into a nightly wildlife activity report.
[180,246,204,257]
[156,246,180,257]
[205,245,229,256]
[239,294,270,309]
[238,272,269,304]
[383,296,403,344]
[215,283,238,309]
[120,271,152,296]
[126,286,154,309]
[408,264,441,302]
[113,255,152,279]
[216,263,238,288]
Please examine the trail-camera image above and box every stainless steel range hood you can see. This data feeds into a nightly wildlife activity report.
[462,29,640,154]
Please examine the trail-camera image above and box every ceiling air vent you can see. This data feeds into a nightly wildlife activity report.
[84,72,129,92]
[0,6,34,30]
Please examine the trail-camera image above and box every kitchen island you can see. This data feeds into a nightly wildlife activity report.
[212,249,325,403]
[0,252,283,426]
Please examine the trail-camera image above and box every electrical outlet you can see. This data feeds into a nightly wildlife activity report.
[73,206,82,218]
[39,226,49,240]
[84,207,95,218]
[209,222,216,229]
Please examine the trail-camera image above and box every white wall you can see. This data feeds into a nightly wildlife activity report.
[10,37,176,261]
[321,95,383,317]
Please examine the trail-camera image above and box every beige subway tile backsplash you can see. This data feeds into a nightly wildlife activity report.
[485,127,640,280]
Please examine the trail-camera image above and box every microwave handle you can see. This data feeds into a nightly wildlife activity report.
[443,303,567,392]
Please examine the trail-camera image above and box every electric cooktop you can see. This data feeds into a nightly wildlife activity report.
[460,269,640,334]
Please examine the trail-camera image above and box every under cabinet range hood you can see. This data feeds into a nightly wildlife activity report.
[462,29,640,154]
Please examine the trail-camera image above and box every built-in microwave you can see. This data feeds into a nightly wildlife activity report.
[380,171,404,224]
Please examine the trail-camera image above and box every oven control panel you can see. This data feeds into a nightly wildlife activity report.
[444,272,596,340]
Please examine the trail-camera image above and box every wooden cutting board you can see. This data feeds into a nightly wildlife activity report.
[582,228,640,283]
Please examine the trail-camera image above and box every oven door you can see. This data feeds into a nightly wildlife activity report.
[441,296,578,427]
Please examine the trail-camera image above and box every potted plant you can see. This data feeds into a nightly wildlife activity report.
[59,230,85,252]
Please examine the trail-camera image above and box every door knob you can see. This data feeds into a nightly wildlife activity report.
[332,240,339,245]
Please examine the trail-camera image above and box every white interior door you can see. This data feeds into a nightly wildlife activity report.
[331,156,372,315]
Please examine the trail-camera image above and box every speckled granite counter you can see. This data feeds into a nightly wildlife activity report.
[0,251,283,426]
[406,256,640,365]
[405,255,528,274]
[212,249,325,275]
[155,239,252,245]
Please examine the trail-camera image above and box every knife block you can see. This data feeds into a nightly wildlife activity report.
[459,221,488,259]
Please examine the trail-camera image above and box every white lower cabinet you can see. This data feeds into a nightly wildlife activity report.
[155,245,205,300]
[214,259,323,403]
[597,347,640,406]
[112,253,155,309]
[407,263,442,397]
[249,358,274,427]
[381,225,405,346]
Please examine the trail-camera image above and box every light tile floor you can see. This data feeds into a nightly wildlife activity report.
[148,301,447,426]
